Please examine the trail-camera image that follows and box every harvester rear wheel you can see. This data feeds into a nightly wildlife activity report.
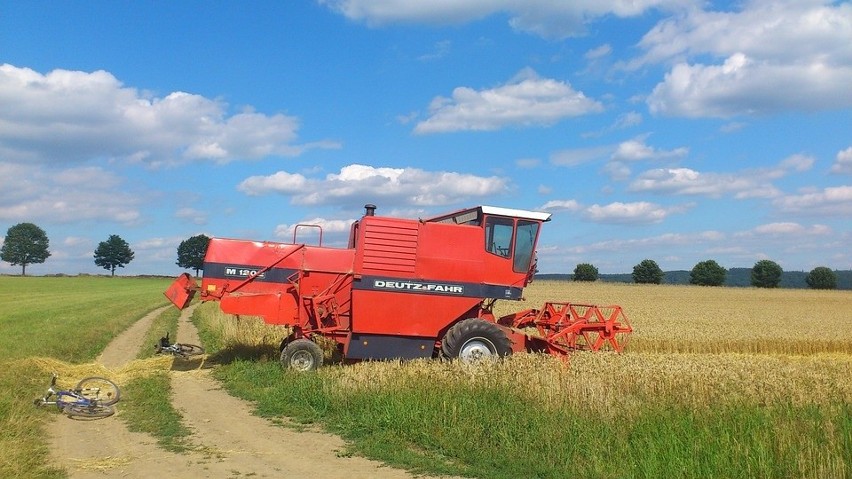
[280,339,323,372]
[442,319,512,363]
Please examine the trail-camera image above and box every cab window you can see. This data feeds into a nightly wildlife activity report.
[513,220,540,273]
[484,216,513,258]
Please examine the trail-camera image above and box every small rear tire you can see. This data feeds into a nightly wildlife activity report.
[442,318,512,363]
[280,339,323,372]
[74,377,121,406]
[64,404,115,419]
[176,344,205,357]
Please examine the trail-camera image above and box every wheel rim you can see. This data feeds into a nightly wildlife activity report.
[459,337,498,363]
[289,350,316,371]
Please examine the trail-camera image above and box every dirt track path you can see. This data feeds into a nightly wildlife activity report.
[96,306,170,368]
[48,304,432,478]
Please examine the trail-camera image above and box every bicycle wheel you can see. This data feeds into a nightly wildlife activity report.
[74,377,121,406]
[64,403,115,419]
[176,343,205,357]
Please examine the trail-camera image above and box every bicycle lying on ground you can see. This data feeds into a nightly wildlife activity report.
[154,332,205,359]
[34,373,121,419]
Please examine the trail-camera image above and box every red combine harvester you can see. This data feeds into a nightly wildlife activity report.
[164,204,632,370]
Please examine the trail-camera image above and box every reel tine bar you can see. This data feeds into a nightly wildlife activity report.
[510,302,633,353]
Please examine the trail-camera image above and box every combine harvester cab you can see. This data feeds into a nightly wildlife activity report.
[165,204,632,370]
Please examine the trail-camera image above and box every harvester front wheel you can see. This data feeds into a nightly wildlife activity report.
[442,319,512,363]
[280,339,324,372]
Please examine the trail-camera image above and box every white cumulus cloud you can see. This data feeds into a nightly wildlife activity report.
[584,201,691,224]
[773,185,852,216]
[629,167,774,198]
[647,53,852,117]
[628,156,810,199]
[319,0,691,39]
[414,68,603,134]
[0,163,143,224]
[831,146,852,174]
[0,64,336,167]
[637,1,852,117]
[238,164,510,207]
[611,136,689,162]
[540,199,582,212]
[746,222,832,236]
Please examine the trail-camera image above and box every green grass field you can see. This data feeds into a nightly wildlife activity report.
[1,276,850,478]
[0,276,172,361]
[0,276,172,478]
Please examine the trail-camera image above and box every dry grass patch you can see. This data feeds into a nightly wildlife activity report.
[23,355,174,387]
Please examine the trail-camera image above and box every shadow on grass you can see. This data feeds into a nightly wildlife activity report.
[168,356,212,371]
[173,343,344,371]
[198,344,280,367]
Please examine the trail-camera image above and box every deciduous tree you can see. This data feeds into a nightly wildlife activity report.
[573,263,598,282]
[632,259,664,284]
[751,260,783,288]
[94,235,135,276]
[806,266,837,290]
[690,260,726,286]
[176,234,210,276]
[0,222,51,276]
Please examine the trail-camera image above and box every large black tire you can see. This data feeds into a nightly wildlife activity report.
[64,403,115,419]
[441,318,512,363]
[280,339,324,371]
[176,343,205,357]
[74,377,121,406]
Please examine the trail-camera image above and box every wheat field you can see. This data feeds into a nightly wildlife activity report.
[501,281,852,354]
[200,280,852,406]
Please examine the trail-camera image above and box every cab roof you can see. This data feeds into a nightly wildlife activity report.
[425,205,551,224]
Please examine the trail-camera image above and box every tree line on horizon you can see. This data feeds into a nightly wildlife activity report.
[543,259,845,290]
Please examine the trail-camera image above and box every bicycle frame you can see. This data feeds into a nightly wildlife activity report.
[160,345,182,355]
[154,332,204,358]
[35,374,120,420]
[37,375,97,410]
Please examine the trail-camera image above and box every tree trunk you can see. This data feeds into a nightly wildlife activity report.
[21,263,27,276]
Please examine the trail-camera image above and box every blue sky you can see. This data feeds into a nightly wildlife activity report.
[1,0,850,276]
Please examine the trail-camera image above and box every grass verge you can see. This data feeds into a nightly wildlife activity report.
[119,372,193,452]
[0,360,65,479]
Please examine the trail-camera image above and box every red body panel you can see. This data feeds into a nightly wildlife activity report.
[164,273,196,309]
[199,239,354,328]
[350,290,479,336]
